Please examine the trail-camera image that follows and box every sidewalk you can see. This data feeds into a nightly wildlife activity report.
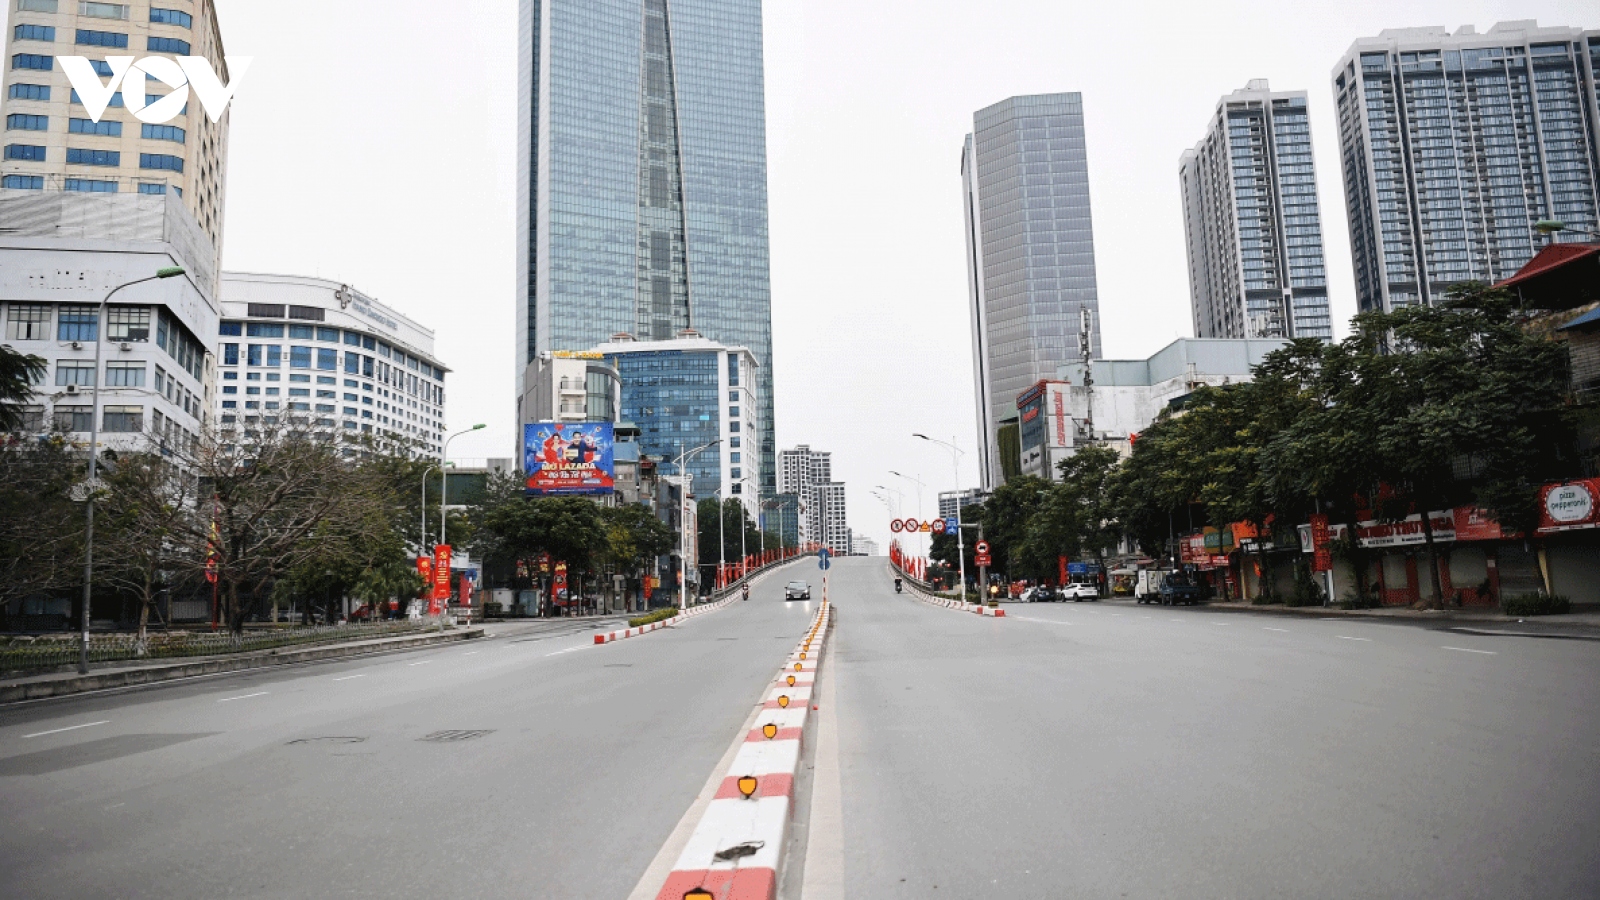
[1129,598,1600,639]
[1,626,485,704]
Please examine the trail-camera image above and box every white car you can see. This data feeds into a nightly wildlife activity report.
[1061,583,1099,602]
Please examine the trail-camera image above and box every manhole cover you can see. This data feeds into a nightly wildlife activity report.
[287,737,365,745]
[418,730,494,743]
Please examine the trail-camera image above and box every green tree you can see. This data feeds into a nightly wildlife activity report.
[978,475,1050,580]
[0,345,46,433]
[0,434,84,620]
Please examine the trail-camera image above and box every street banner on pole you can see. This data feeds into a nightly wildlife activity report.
[1309,514,1332,573]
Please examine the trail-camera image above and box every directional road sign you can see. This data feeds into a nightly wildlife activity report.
[818,547,832,571]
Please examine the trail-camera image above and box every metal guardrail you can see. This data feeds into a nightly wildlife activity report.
[0,620,438,674]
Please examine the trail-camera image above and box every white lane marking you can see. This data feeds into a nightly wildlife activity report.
[1008,615,1072,625]
[24,720,109,739]
[1263,627,1290,633]
[461,651,479,656]
[546,646,584,657]
[1442,646,1497,655]
[1141,615,1152,619]
[408,661,431,667]
[1337,636,1371,642]
[333,674,366,682]
[1111,613,1124,617]
[1212,622,1229,626]
[216,691,269,703]
[1169,618,1183,622]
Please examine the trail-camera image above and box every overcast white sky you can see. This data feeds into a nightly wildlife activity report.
[13,1,1592,554]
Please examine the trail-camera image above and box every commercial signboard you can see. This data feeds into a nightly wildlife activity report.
[523,422,616,496]
[431,545,452,611]
[1309,514,1332,573]
[1537,479,1600,535]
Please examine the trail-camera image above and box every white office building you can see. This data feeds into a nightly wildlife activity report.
[1180,80,1333,341]
[1,189,215,454]
[215,273,448,454]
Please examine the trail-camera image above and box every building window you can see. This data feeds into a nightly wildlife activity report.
[316,327,338,342]
[79,3,131,20]
[729,421,740,433]
[246,303,286,319]
[245,323,283,338]
[343,331,361,347]
[54,406,91,432]
[289,346,312,368]
[69,117,121,136]
[18,0,60,12]
[138,183,166,195]
[75,29,129,48]
[344,353,359,374]
[102,405,142,432]
[8,84,51,101]
[145,36,189,54]
[1,174,43,189]
[4,143,46,160]
[106,306,149,341]
[57,305,98,341]
[11,54,54,72]
[6,303,49,340]
[12,405,45,431]
[56,362,95,386]
[139,153,183,172]
[105,361,144,386]
[221,343,238,365]
[140,123,184,143]
[6,113,48,131]
[287,306,324,322]
[220,400,236,409]
[64,178,117,192]
[67,147,120,166]
[149,8,192,28]
[13,24,56,42]
[317,348,337,370]
[288,324,314,339]
[70,88,123,107]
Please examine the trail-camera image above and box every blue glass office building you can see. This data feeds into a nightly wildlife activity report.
[516,0,775,496]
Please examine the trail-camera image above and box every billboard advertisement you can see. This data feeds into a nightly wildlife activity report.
[523,422,616,496]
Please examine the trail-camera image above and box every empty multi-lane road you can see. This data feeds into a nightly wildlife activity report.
[2,557,1597,899]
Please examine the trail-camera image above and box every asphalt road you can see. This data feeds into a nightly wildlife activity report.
[0,563,821,900]
[824,558,1600,899]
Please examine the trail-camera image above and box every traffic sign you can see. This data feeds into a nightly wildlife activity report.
[902,518,920,533]
[931,518,946,533]
[919,522,931,533]
[975,554,992,567]
[818,547,832,571]
[945,520,958,535]
[890,519,904,533]
[975,540,990,555]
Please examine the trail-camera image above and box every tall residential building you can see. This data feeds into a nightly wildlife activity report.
[1180,80,1333,341]
[963,93,1102,490]
[590,331,761,520]
[1333,22,1600,313]
[1,0,234,265]
[516,0,776,498]
[817,481,849,553]
[215,274,449,455]
[778,444,830,545]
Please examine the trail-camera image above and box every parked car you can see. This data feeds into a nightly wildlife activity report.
[785,580,811,601]
[1061,582,1099,602]
[1034,584,1058,602]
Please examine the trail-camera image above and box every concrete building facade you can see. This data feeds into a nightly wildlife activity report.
[1,0,234,262]
[963,93,1102,491]
[215,273,448,455]
[778,444,831,546]
[1180,80,1333,342]
[1333,22,1600,313]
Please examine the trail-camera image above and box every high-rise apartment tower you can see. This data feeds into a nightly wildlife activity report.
[1180,80,1333,341]
[1333,22,1600,313]
[778,444,830,546]
[963,94,1102,490]
[1,0,233,263]
[516,0,776,497]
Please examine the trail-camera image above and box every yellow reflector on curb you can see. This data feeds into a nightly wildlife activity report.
[738,775,758,798]
[763,722,778,739]
[799,652,807,660]
[778,695,790,708]
[685,888,715,900]
[786,675,796,686]
[794,663,803,671]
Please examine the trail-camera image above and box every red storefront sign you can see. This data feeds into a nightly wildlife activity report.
[1309,514,1332,573]
[1453,506,1517,541]
[1537,479,1600,535]
[432,545,452,601]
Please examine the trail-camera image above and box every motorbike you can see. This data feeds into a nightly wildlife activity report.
[742,585,750,601]
[894,579,903,594]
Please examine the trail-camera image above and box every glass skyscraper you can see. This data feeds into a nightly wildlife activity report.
[962,94,1102,490]
[1333,22,1600,313]
[516,0,775,496]
[1180,81,1333,342]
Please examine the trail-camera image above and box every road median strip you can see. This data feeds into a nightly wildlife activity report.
[647,598,833,900]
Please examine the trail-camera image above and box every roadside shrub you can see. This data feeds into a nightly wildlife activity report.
[1501,593,1571,616]
[628,607,678,628]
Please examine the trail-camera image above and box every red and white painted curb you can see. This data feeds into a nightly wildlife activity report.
[594,564,801,645]
[895,566,1006,617]
[652,600,832,900]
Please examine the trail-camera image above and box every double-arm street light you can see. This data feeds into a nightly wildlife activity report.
[915,433,968,602]
[78,265,186,674]
[888,469,927,558]
[438,424,485,548]
[673,439,721,607]
[1535,219,1600,240]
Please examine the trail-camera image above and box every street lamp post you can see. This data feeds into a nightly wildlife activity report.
[420,464,439,551]
[77,266,186,674]
[673,439,720,607]
[889,469,927,558]
[1535,219,1600,240]
[915,434,968,602]
[438,425,485,548]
